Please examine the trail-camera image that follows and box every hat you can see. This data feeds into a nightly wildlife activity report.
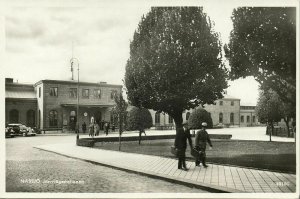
[201,122,207,127]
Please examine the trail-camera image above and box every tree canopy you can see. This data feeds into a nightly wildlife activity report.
[125,7,228,127]
[126,107,153,131]
[225,7,296,106]
[255,89,283,124]
[187,108,213,129]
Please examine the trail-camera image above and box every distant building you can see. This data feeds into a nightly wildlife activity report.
[5,78,122,131]
[240,105,259,127]
[203,95,240,127]
[148,95,260,128]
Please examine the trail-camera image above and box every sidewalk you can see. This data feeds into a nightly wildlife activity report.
[34,143,296,193]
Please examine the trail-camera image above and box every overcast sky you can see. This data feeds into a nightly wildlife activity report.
[3,2,262,105]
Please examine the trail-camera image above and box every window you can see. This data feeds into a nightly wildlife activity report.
[155,112,160,124]
[241,115,244,123]
[253,116,256,123]
[39,87,41,98]
[168,116,173,124]
[219,101,223,106]
[82,89,89,98]
[230,113,234,124]
[94,89,101,99]
[111,90,117,99]
[219,113,223,123]
[69,88,77,98]
[186,112,190,120]
[49,110,58,127]
[231,101,234,106]
[247,116,250,123]
[50,87,58,97]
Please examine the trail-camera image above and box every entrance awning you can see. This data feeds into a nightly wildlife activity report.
[61,103,114,108]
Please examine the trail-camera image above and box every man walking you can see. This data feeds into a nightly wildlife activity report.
[175,122,193,171]
[195,122,212,168]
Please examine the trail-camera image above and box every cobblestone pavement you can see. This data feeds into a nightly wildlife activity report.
[6,136,208,193]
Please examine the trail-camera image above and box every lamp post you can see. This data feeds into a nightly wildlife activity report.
[70,57,80,140]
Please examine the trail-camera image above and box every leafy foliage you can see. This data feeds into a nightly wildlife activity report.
[112,93,128,134]
[187,108,213,129]
[225,7,296,106]
[126,107,153,131]
[125,7,228,127]
[255,89,283,124]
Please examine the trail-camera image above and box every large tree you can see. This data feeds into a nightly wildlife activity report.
[125,7,228,130]
[225,7,296,106]
[255,89,283,141]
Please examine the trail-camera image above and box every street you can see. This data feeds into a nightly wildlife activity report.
[6,135,208,193]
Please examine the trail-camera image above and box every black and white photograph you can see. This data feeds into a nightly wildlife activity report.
[1,0,298,198]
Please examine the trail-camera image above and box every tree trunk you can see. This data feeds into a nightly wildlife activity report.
[284,117,290,137]
[270,122,273,142]
[172,111,183,130]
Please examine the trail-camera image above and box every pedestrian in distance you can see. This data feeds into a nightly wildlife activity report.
[104,122,109,136]
[94,122,100,136]
[82,122,87,134]
[89,122,94,137]
[138,127,147,145]
[194,122,212,168]
[174,122,193,171]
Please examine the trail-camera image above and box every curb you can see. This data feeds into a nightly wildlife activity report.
[33,146,242,193]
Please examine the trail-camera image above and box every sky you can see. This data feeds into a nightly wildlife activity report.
[2,2,261,105]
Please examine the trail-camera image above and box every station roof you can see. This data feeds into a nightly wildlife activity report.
[6,90,36,99]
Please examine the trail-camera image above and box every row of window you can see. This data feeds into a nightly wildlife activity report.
[8,109,36,127]
[240,106,256,110]
[219,101,235,106]
[45,87,118,99]
[218,113,235,123]
[241,115,255,123]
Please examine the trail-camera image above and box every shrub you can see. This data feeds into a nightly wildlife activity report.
[188,108,213,129]
[126,107,153,131]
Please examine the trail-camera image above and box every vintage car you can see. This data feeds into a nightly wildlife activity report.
[5,127,15,138]
[6,124,36,137]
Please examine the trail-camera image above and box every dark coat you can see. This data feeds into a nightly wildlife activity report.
[195,128,212,151]
[175,127,192,150]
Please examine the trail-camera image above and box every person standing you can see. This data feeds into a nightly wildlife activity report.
[174,122,192,171]
[82,122,87,134]
[104,122,109,136]
[94,122,100,136]
[89,122,94,137]
[194,122,212,168]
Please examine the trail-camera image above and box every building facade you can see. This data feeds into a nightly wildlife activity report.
[5,78,37,127]
[149,95,260,128]
[5,78,122,131]
[240,105,259,127]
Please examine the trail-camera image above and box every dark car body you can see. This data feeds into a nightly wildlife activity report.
[6,124,36,137]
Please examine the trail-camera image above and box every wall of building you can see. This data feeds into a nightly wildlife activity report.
[5,99,37,127]
[38,81,122,129]
[204,99,240,126]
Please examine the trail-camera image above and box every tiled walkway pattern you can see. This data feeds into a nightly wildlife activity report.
[35,144,296,193]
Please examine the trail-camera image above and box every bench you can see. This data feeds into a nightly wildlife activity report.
[155,125,175,130]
